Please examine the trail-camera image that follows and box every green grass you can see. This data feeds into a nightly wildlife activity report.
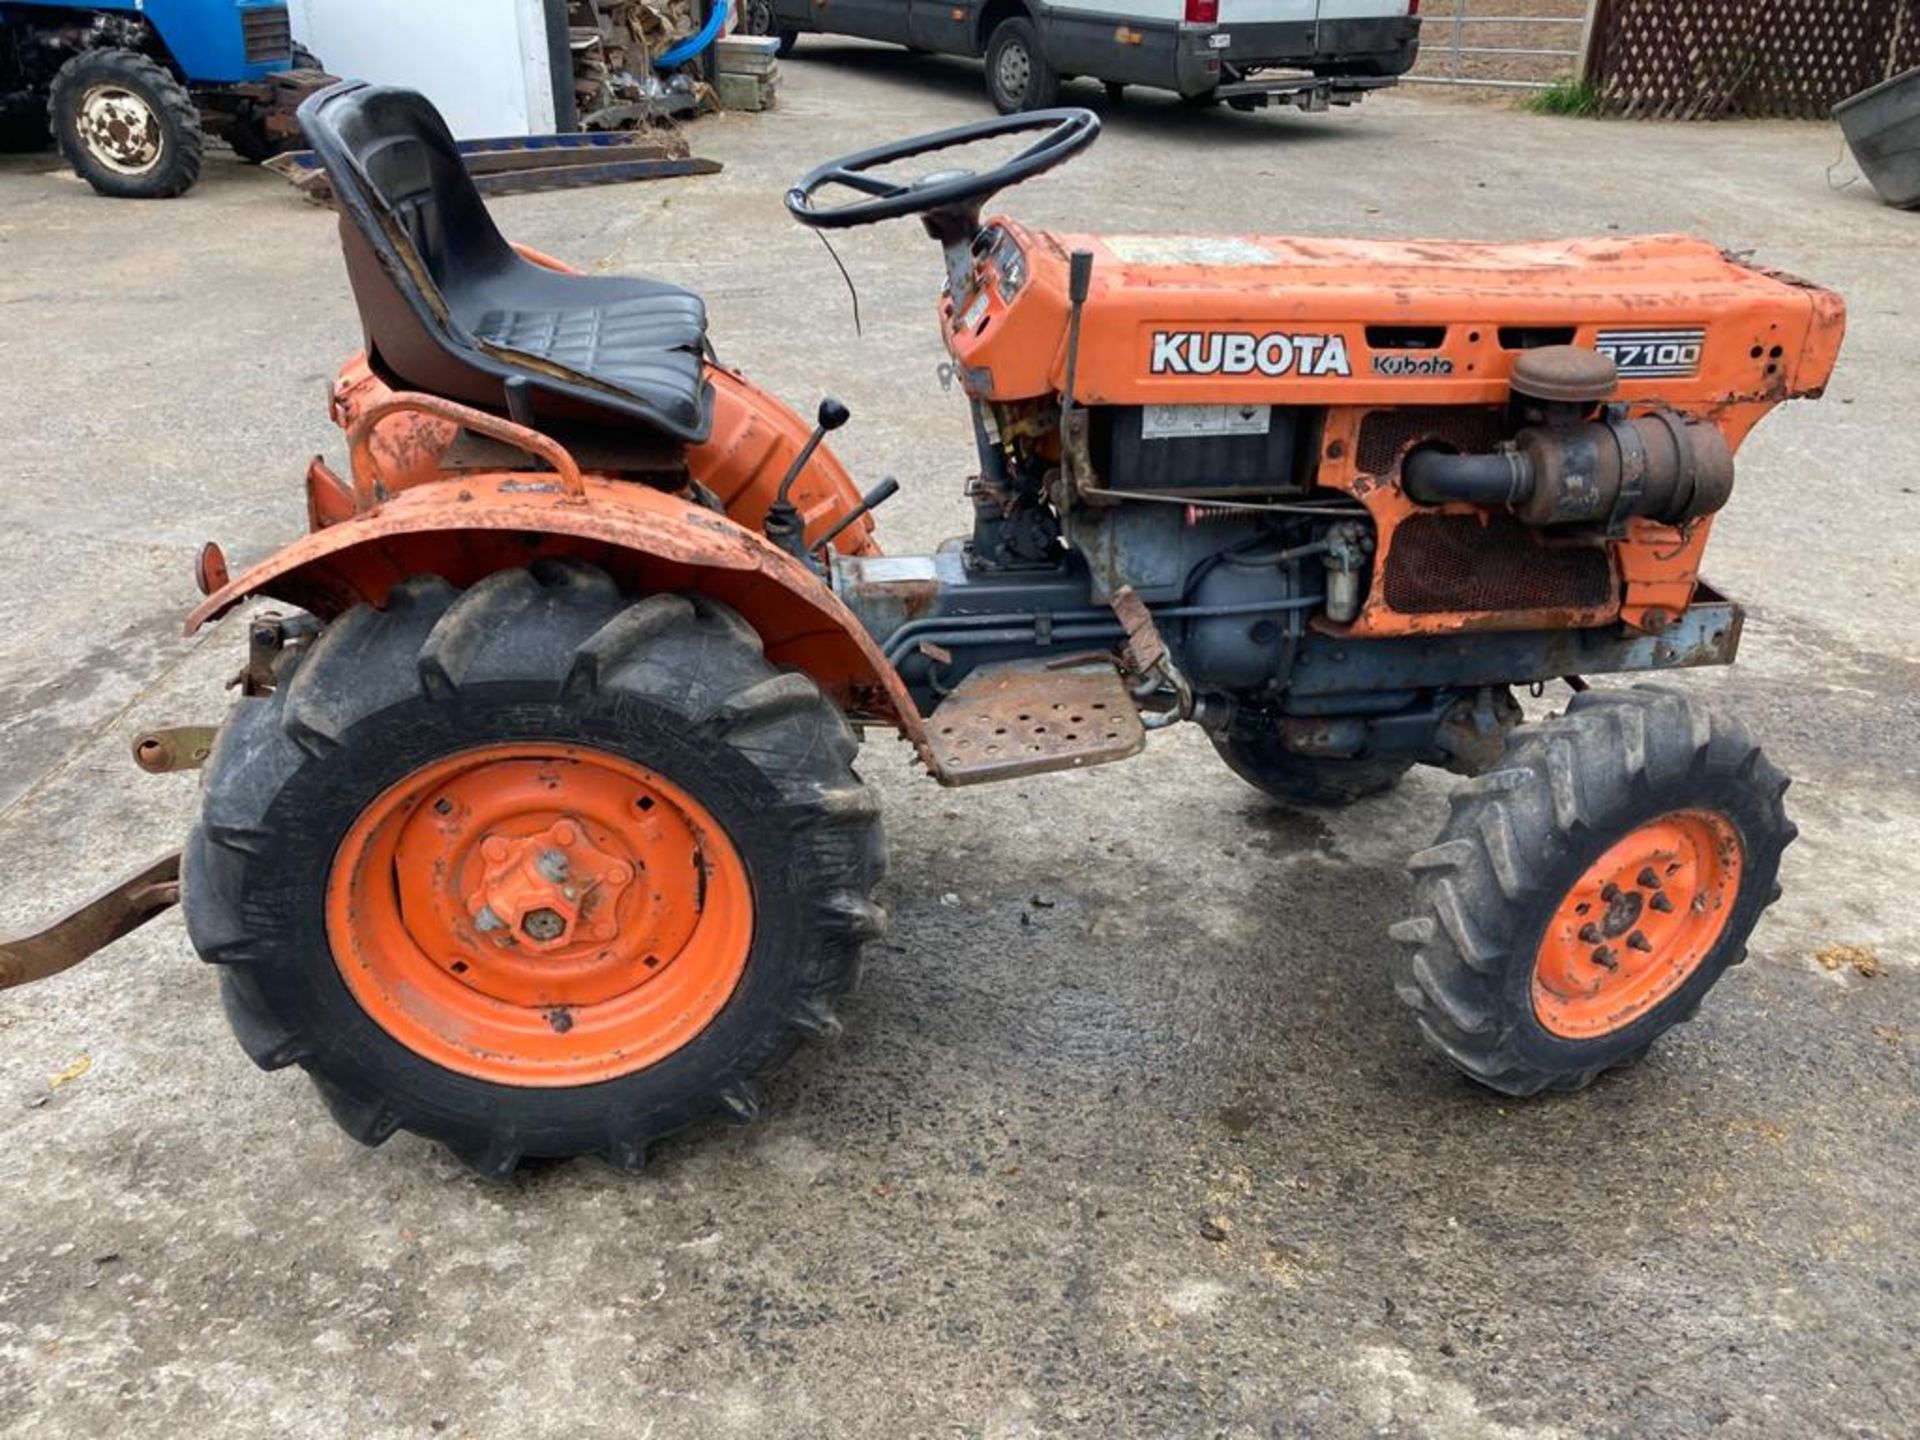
[1526,78,1602,117]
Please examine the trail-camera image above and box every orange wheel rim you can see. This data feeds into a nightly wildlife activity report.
[1532,809,1743,1040]
[325,743,753,1086]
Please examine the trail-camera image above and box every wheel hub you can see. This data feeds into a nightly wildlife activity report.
[1532,809,1743,1039]
[465,819,634,953]
[997,43,1032,98]
[78,84,162,173]
[325,743,753,1086]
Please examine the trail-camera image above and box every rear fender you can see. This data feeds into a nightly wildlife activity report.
[186,408,926,754]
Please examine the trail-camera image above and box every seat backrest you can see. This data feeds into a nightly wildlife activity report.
[299,82,517,408]
[298,81,712,442]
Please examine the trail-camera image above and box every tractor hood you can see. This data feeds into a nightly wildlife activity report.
[944,221,1846,426]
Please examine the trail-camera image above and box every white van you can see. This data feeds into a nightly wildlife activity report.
[748,0,1422,113]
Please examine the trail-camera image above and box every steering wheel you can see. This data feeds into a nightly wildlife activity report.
[785,109,1100,230]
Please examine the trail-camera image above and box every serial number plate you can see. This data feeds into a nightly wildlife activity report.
[1140,403,1271,440]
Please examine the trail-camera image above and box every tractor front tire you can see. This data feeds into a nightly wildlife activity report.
[1213,714,1412,808]
[1390,686,1793,1097]
[50,48,203,199]
[985,19,1060,114]
[184,564,886,1178]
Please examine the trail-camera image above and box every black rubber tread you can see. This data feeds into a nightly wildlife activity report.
[1212,713,1413,808]
[984,18,1060,114]
[49,48,203,199]
[183,562,885,1178]
[1389,685,1795,1097]
[225,118,292,164]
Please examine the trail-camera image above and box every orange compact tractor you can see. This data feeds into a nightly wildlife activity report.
[2,87,1845,1176]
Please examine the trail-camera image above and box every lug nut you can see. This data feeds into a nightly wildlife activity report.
[1626,931,1653,953]
[1578,923,1602,944]
[1637,867,1662,889]
[523,907,568,942]
[1649,892,1675,913]
[1601,882,1621,903]
[1590,945,1619,971]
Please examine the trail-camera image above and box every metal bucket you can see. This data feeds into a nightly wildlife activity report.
[1834,65,1920,210]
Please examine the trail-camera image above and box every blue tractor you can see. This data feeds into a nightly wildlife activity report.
[0,1,329,197]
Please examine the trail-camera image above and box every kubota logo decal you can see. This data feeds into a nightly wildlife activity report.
[1150,331,1352,378]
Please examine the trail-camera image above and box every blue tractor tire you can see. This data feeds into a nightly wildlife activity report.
[50,47,204,198]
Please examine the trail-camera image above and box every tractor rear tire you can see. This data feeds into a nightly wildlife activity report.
[1213,714,1413,808]
[1390,686,1793,1097]
[50,48,203,199]
[183,564,886,1178]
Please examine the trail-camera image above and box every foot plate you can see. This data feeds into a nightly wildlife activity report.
[925,661,1145,786]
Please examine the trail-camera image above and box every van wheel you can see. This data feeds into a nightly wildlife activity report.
[985,18,1059,114]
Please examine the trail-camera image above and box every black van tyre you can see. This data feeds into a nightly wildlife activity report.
[1212,712,1412,807]
[50,48,203,198]
[1389,686,1794,1098]
[985,18,1059,114]
[183,563,887,1179]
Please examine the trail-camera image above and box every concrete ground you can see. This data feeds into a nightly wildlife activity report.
[2,41,1915,1440]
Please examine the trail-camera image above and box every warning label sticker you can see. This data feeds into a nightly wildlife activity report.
[1103,236,1281,267]
[1140,404,1272,441]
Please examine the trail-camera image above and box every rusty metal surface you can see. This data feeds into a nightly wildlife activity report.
[0,853,182,992]
[1109,585,1168,677]
[132,727,219,775]
[924,661,1145,786]
[183,468,932,760]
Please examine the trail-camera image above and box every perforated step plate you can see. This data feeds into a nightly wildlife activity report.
[924,661,1145,786]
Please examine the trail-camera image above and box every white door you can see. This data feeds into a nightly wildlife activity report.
[289,0,559,138]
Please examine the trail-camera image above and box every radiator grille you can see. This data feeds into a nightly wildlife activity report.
[1384,512,1615,614]
[1357,406,1509,477]
[241,7,293,64]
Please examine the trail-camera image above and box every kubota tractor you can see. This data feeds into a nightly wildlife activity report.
[0,85,1846,1177]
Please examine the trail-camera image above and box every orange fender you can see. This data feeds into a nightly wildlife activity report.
[187,399,926,754]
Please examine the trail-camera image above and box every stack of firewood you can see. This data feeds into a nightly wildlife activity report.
[569,0,714,130]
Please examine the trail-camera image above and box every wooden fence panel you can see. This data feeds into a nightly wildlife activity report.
[1586,0,1920,120]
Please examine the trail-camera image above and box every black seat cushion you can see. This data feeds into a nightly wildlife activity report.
[300,82,713,442]
[471,294,707,423]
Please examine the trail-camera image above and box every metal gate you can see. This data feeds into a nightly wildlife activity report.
[1405,0,1594,91]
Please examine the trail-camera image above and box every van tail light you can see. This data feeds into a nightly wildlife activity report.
[1185,0,1219,23]
[1409,0,1421,13]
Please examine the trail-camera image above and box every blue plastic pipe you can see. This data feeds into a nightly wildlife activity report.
[655,0,732,68]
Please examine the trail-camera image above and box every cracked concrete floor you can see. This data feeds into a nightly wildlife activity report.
[1,40,1915,1440]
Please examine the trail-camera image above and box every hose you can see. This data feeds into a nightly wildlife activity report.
[655,0,733,69]
[1401,447,1532,507]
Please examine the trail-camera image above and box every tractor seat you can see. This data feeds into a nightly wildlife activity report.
[298,82,712,442]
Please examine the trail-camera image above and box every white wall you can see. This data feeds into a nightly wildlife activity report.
[290,0,558,138]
